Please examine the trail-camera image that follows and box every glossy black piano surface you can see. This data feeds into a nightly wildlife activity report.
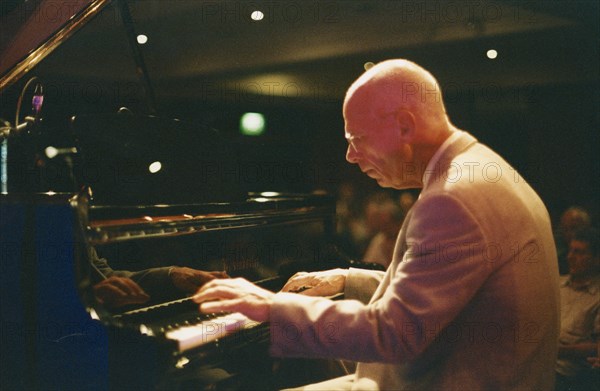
[0,1,356,387]
[1,190,355,390]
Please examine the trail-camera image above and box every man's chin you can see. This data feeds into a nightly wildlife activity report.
[374,177,392,187]
[377,178,422,190]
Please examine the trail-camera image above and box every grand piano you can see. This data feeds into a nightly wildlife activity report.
[0,1,373,389]
[1,189,352,390]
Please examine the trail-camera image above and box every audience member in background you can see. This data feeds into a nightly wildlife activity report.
[362,191,414,268]
[555,206,592,275]
[398,190,417,215]
[555,227,600,391]
[335,182,369,260]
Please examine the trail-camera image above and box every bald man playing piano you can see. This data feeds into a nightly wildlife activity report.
[193,59,560,390]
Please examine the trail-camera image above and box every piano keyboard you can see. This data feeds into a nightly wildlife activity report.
[114,296,200,325]
[112,285,341,353]
[114,296,263,352]
[165,312,261,352]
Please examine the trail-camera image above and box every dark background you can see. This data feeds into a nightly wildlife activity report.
[1,0,598,223]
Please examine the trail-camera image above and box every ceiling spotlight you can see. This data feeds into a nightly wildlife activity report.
[148,161,162,173]
[251,10,264,21]
[137,34,148,44]
[486,49,498,59]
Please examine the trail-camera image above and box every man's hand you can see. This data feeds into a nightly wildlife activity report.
[281,268,348,297]
[93,276,150,309]
[169,267,229,293]
[192,278,274,322]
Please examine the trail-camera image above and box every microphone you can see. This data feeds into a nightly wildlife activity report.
[4,77,46,139]
[10,114,40,137]
[45,146,77,159]
[32,83,44,118]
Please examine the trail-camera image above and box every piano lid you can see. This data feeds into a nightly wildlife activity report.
[1,0,349,196]
[85,192,336,244]
[0,0,111,93]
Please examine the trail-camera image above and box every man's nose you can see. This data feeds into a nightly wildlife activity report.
[346,144,359,163]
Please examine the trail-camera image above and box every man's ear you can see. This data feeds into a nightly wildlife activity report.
[395,110,416,141]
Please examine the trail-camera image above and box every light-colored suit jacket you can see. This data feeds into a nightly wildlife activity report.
[270,131,559,390]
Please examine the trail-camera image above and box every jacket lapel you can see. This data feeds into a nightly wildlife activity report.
[368,132,478,304]
[368,207,414,303]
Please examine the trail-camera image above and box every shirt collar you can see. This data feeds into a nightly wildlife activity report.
[422,130,464,187]
[562,274,600,294]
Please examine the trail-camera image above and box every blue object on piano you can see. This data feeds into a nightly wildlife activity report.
[0,193,108,390]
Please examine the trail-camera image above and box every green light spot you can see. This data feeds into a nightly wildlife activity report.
[240,112,265,136]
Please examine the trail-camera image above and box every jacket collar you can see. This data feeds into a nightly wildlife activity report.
[421,131,478,191]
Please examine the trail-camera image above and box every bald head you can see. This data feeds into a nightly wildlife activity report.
[342,60,457,189]
[344,60,449,133]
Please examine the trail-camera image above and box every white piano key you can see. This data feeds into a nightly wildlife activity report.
[165,312,260,352]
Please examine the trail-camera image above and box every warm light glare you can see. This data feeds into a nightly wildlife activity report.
[45,146,58,159]
[89,308,100,320]
[139,324,154,336]
[44,145,77,159]
[137,34,148,44]
[175,357,190,369]
[251,10,264,21]
[486,49,498,59]
[240,112,265,136]
[149,161,162,173]
[364,62,375,70]
[260,192,280,197]
[45,146,77,159]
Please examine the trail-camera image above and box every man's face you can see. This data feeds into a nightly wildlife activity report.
[567,239,598,278]
[343,98,419,189]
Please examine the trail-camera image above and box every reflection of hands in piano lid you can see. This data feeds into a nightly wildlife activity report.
[168,267,229,293]
[192,278,275,323]
[93,276,150,309]
[281,268,348,297]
